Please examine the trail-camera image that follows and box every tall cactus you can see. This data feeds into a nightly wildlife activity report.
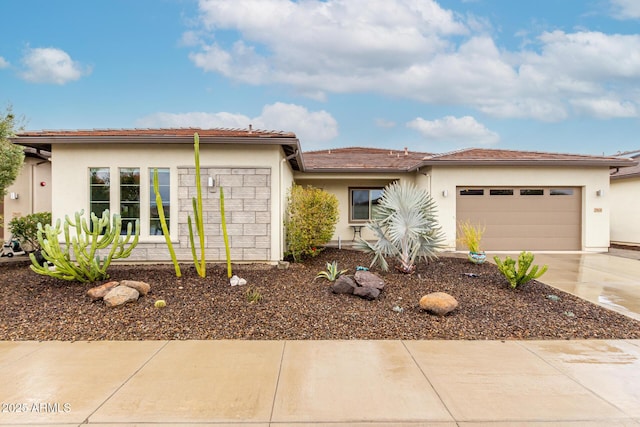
[220,187,232,278]
[153,168,181,277]
[29,209,139,283]
[187,132,206,277]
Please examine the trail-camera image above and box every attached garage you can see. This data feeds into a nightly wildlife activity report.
[456,186,582,251]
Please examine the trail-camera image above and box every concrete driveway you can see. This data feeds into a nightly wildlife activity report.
[523,251,640,321]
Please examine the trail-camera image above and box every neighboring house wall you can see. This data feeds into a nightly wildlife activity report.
[610,176,640,246]
[51,143,293,262]
[431,166,611,252]
[2,156,51,237]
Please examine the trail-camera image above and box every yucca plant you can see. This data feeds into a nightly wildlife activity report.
[315,261,348,282]
[354,181,445,273]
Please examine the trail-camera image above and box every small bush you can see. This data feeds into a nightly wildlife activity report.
[494,251,548,289]
[457,220,485,253]
[284,185,339,261]
[8,212,52,251]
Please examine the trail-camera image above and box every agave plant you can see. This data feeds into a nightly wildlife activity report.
[354,181,445,273]
[315,260,348,282]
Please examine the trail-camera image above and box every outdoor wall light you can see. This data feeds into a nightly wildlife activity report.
[207,176,215,187]
[596,189,604,197]
[442,190,448,197]
[9,192,19,200]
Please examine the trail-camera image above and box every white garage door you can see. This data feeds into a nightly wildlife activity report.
[456,187,582,251]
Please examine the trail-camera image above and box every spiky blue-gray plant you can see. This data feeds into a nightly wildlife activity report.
[354,180,444,273]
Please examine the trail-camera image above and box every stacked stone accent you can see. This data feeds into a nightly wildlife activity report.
[132,167,271,262]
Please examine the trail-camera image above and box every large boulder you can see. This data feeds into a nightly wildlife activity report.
[87,281,119,301]
[119,280,151,296]
[331,276,357,294]
[354,271,385,290]
[104,286,140,308]
[419,292,458,316]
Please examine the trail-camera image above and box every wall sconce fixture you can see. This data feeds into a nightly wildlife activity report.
[596,189,604,197]
[9,192,18,200]
[207,176,216,192]
[442,190,448,197]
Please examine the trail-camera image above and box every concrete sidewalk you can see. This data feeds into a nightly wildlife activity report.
[1,339,639,426]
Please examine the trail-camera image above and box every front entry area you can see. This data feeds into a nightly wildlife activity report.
[456,186,582,251]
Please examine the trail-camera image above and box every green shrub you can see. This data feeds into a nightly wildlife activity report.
[493,251,548,289]
[8,212,52,251]
[29,209,139,283]
[284,185,339,261]
[354,180,444,273]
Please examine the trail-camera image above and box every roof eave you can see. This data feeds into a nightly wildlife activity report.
[303,167,412,173]
[419,159,636,168]
[12,134,304,171]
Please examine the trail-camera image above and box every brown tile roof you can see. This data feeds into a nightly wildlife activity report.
[303,147,431,171]
[16,127,296,138]
[611,153,640,180]
[14,127,303,171]
[421,148,634,167]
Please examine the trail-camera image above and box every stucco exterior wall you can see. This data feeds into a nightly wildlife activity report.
[293,173,417,242]
[50,143,292,262]
[610,177,640,246]
[430,166,612,252]
[2,156,51,237]
[296,166,611,252]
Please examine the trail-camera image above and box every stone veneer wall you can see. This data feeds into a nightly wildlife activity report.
[130,167,271,262]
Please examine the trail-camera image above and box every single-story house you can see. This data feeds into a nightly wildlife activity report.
[8,128,635,261]
[610,150,640,247]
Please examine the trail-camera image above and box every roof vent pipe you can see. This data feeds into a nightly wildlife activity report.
[404,147,408,156]
[248,124,253,133]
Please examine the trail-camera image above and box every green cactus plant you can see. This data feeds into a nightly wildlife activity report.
[29,209,139,283]
[493,251,548,289]
[220,187,233,279]
[153,168,181,277]
[187,132,206,278]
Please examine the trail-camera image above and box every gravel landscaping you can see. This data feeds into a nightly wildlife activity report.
[1,248,639,341]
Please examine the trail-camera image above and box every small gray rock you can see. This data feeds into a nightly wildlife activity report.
[354,270,385,290]
[353,286,380,300]
[331,276,356,294]
[104,286,140,308]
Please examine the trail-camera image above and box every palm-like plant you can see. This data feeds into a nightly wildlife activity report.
[354,181,445,273]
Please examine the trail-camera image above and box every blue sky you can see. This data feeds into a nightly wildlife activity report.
[1,0,639,154]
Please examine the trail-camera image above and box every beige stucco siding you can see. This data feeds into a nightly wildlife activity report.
[430,166,611,252]
[2,157,51,237]
[50,143,292,262]
[610,177,640,246]
[293,173,418,242]
[297,166,611,252]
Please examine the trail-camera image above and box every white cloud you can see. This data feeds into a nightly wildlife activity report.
[135,102,338,147]
[570,98,637,119]
[610,0,640,19]
[407,115,499,146]
[20,47,90,84]
[186,0,640,121]
[375,118,396,128]
[0,57,9,68]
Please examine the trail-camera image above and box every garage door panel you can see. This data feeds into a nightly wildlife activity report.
[486,224,580,238]
[456,186,581,251]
